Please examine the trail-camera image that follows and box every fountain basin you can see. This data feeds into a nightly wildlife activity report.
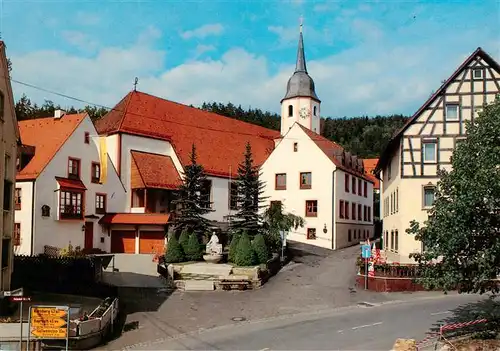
[203,254,223,264]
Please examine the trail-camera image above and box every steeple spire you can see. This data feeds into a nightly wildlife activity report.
[295,16,307,73]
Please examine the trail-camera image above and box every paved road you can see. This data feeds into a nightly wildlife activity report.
[121,293,493,350]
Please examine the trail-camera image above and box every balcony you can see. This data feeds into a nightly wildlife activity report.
[131,188,176,214]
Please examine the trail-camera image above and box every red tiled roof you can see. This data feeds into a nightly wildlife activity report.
[99,213,170,225]
[17,114,87,180]
[131,150,182,189]
[362,158,380,190]
[298,125,374,183]
[95,91,279,178]
[55,176,87,190]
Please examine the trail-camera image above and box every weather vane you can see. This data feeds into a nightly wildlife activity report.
[299,15,304,32]
[133,77,139,91]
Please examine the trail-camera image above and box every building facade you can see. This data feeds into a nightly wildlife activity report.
[0,41,21,294]
[261,26,374,250]
[375,47,500,263]
[15,112,126,255]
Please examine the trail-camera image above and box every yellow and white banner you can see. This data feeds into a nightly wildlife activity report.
[99,136,108,184]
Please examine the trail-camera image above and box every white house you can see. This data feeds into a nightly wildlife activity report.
[95,89,278,253]
[15,112,126,255]
[260,25,375,250]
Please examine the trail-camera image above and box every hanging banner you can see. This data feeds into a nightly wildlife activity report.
[99,136,108,184]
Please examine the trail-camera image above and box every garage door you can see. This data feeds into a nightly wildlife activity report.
[139,231,166,254]
[111,231,136,253]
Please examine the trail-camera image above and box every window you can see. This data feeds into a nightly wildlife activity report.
[473,68,483,79]
[390,192,393,214]
[200,179,212,209]
[41,205,50,217]
[423,186,436,208]
[348,229,351,242]
[229,182,238,210]
[368,207,371,222]
[59,190,83,220]
[352,177,356,194]
[345,174,350,192]
[288,105,293,117]
[384,231,388,250]
[0,92,4,121]
[395,230,399,252]
[95,193,107,214]
[307,228,316,240]
[345,201,350,219]
[363,205,367,221]
[305,200,318,217]
[14,188,21,210]
[4,154,11,180]
[358,204,362,221]
[445,104,459,120]
[339,200,344,218]
[84,132,90,144]
[1,239,10,269]
[293,142,298,152]
[396,188,399,213]
[422,141,437,162]
[300,172,312,189]
[352,203,356,220]
[91,162,101,183]
[14,223,20,246]
[358,179,362,195]
[275,173,286,190]
[3,180,12,211]
[390,230,394,251]
[313,106,317,116]
[354,229,357,240]
[364,181,367,198]
[68,158,81,179]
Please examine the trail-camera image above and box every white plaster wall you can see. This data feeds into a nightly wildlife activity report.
[261,123,335,249]
[280,97,321,136]
[13,181,34,255]
[32,116,126,255]
[206,176,233,222]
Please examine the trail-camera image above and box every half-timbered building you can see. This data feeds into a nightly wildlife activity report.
[375,47,500,263]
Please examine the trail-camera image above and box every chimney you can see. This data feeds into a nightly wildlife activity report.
[54,110,66,119]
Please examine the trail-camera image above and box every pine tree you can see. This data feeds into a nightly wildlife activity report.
[252,233,269,264]
[228,233,241,263]
[172,144,213,237]
[235,232,257,266]
[164,235,185,263]
[179,230,190,253]
[185,233,202,261]
[230,142,267,236]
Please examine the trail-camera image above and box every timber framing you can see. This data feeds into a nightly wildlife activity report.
[376,47,500,179]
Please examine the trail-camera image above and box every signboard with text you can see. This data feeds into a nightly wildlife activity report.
[361,244,372,259]
[29,306,69,340]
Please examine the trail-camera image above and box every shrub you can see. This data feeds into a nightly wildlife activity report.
[252,233,269,264]
[179,230,190,253]
[185,233,202,261]
[165,235,185,263]
[228,233,241,263]
[235,233,257,266]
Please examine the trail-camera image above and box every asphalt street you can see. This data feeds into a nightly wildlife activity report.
[122,293,493,350]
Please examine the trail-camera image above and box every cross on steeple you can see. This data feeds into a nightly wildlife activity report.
[299,15,303,33]
[133,77,139,91]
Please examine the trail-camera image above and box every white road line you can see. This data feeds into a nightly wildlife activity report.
[337,330,344,333]
[430,311,451,316]
[351,322,383,330]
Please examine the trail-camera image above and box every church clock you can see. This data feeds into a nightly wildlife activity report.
[299,107,310,119]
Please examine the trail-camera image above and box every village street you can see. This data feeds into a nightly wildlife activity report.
[101,245,453,350]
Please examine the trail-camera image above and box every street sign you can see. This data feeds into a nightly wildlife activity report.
[361,244,371,259]
[9,296,31,302]
[29,306,69,340]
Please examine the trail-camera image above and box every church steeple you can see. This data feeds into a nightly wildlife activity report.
[295,20,307,73]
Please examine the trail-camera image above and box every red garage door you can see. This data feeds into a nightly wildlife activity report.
[139,231,166,254]
[111,231,136,253]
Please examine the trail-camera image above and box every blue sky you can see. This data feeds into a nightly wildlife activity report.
[2,0,500,117]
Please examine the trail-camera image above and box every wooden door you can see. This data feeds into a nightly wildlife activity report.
[84,222,94,249]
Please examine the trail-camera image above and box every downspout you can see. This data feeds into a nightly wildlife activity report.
[332,169,337,250]
[30,180,35,256]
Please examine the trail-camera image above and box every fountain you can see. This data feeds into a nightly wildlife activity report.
[203,232,223,264]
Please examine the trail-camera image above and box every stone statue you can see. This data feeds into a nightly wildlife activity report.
[206,233,223,255]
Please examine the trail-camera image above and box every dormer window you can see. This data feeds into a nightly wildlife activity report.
[472,68,483,80]
[288,105,293,117]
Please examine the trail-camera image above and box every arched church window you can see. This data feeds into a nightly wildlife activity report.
[288,105,293,117]
[313,106,317,116]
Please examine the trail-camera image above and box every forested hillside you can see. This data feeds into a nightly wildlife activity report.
[14,94,409,158]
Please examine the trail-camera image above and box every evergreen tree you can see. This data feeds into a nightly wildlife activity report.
[172,144,213,237]
[164,235,185,263]
[178,230,190,253]
[252,233,269,264]
[230,142,267,236]
[185,233,202,261]
[228,233,241,263]
[235,232,257,266]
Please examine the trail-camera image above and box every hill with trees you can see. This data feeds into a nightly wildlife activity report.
[14,94,409,158]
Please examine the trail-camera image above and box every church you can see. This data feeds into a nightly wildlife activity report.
[260,25,375,250]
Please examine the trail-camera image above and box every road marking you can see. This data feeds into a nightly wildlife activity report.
[259,348,271,351]
[337,329,344,333]
[351,322,383,330]
[430,311,451,316]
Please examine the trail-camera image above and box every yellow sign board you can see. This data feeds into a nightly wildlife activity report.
[29,306,69,340]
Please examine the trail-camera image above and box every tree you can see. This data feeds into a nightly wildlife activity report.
[235,232,257,266]
[228,233,240,263]
[172,144,213,238]
[262,201,304,253]
[408,96,500,294]
[164,235,185,263]
[252,233,269,264]
[178,230,190,253]
[185,233,202,261]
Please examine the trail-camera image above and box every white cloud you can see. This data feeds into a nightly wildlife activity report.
[180,23,224,40]
[193,44,216,58]
[60,30,99,52]
[9,26,500,119]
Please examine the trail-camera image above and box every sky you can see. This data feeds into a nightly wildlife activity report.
[2,0,500,118]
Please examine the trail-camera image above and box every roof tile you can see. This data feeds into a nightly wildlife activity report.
[99,213,170,225]
[131,150,182,189]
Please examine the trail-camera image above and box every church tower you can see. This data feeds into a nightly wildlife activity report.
[280,21,321,136]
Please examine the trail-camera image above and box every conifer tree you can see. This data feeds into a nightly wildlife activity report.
[230,142,267,237]
[172,144,213,237]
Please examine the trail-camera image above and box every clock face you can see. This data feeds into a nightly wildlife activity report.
[299,107,310,119]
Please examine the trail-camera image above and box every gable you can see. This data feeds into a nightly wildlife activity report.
[0,42,20,143]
